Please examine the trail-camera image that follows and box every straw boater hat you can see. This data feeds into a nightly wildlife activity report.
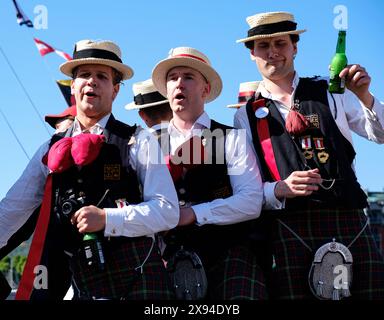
[45,105,77,129]
[125,79,169,110]
[60,39,134,80]
[237,11,306,44]
[152,47,222,103]
[227,81,260,109]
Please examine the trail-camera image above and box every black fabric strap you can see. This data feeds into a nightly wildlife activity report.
[134,91,166,105]
[238,94,254,103]
[248,21,297,37]
[73,48,122,63]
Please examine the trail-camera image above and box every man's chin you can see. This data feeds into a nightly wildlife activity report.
[173,105,185,113]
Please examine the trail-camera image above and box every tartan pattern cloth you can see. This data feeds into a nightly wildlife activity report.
[269,208,384,300]
[206,245,268,300]
[70,236,174,300]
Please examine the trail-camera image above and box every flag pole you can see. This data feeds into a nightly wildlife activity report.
[0,45,51,136]
[0,107,30,161]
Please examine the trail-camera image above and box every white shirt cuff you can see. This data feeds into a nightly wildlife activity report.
[362,96,379,121]
[104,208,126,237]
[192,202,212,225]
[263,181,284,210]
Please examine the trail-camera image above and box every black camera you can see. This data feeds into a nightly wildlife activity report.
[60,189,86,218]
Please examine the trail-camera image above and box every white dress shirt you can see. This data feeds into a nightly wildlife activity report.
[168,111,263,225]
[234,72,384,209]
[0,114,179,248]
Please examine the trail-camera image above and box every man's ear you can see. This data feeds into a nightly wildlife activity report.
[112,83,120,100]
[250,49,257,61]
[202,82,211,99]
[293,42,298,57]
[71,80,75,94]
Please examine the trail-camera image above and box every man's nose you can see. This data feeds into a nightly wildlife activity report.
[175,77,184,88]
[87,76,97,87]
[268,46,279,58]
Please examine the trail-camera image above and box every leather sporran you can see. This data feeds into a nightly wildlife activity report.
[308,239,353,300]
[166,248,208,300]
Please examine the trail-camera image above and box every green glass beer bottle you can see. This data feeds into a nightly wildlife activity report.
[328,30,348,94]
[83,232,105,271]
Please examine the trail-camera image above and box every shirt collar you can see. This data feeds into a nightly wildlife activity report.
[257,71,299,100]
[72,113,111,136]
[149,121,170,133]
[168,111,211,136]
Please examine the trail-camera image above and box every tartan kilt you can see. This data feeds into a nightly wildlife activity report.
[269,208,384,300]
[70,236,174,300]
[206,245,268,300]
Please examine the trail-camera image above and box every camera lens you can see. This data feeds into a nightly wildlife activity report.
[62,201,73,216]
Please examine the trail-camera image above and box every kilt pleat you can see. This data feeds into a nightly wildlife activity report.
[207,245,268,300]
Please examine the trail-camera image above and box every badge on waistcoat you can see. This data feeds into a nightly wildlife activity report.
[313,137,329,164]
[104,164,121,180]
[300,135,313,160]
[304,114,320,129]
[255,107,269,118]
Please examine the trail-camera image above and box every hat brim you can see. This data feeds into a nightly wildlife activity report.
[236,29,306,44]
[152,57,222,103]
[60,58,134,80]
[45,105,77,129]
[226,103,245,109]
[125,99,169,110]
[45,115,74,129]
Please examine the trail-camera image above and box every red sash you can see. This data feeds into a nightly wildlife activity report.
[252,99,281,181]
[15,175,53,300]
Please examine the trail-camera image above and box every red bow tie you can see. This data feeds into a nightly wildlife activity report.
[47,134,105,173]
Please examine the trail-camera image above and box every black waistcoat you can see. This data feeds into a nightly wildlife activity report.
[164,120,251,267]
[246,77,367,210]
[49,115,143,252]
[30,116,142,299]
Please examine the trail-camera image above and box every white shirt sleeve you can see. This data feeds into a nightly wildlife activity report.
[0,141,49,248]
[104,128,179,237]
[327,85,384,144]
[192,128,264,225]
[233,107,283,210]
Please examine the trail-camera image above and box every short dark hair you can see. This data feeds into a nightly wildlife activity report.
[72,66,123,85]
[140,103,172,122]
[245,34,300,50]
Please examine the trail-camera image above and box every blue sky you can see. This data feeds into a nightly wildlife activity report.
[0,0,383,199]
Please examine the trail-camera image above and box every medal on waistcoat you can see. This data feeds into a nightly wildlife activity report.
[313,137,329,163]
[300,135,313,160]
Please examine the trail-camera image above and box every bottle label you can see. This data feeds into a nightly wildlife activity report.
[340,78,345,88]
[84,245,93,259]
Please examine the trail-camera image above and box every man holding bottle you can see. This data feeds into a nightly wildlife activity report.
[0,39,179,300]
[234,11,384,299]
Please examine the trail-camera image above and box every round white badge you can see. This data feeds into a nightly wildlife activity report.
[255,107,269,118]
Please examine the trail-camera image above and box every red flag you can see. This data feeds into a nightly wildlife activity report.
[33,38,72,61]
